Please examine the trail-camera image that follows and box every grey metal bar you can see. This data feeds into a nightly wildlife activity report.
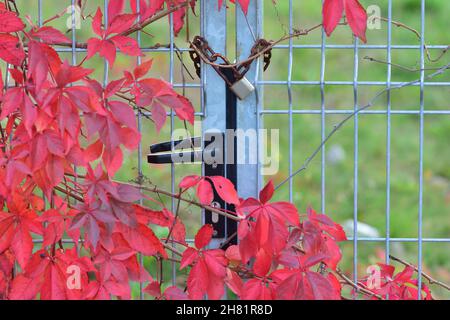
[257,80,449,86]
[260,109,450,115]
[288,0,294,202]
[352,35,360,287]
[135,0,145,300]
[320,0,326,213]
[33,237,450,244]
[49,44,448,52]
[417,0,426,299]
[272,44,448,50]
[201,0,227,248]
[168,9,177,287]
[236,0,262,200]
[385,0,393,271]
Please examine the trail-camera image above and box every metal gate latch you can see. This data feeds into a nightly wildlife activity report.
[148,133,236,245]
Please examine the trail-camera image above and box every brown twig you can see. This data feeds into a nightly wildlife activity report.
[117,181,241,222]
[333,268,383,300]
[389,255,450,291]
[165,188,183,244]
[190,23,324,70]
[364,56,447,73]
[374,16,449,63]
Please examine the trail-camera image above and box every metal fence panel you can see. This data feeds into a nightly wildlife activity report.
[13,0,449,300]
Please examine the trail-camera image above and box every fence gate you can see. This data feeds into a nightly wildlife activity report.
[193,0,449,300]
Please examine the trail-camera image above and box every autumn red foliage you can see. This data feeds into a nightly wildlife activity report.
[0,0,432,300]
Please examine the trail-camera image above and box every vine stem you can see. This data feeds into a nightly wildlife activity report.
[55,177,241,222]
[120,181,242,222]
[389,255,450,291]
[48,1,191,49]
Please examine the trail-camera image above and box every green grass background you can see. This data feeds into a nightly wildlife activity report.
[14,0,449,299]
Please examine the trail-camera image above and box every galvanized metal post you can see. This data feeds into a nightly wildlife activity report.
[201,0,228,248]
[236,0,262,198]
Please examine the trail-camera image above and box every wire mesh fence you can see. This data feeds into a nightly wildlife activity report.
[5,0,449,299]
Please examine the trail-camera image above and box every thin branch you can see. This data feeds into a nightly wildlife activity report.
[54,185,84,202]
[333,267,383,300]
[219,231,238,249]
[117,181,241,222]
[162,242,183,257]
[373,16,449,63]
[190,23,324,70]
[389,255,450,291]
[291,245,382,299]
[165,188,183,244]
[364,56,447,73]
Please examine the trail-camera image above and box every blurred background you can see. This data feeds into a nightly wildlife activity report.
[13,0,449,299]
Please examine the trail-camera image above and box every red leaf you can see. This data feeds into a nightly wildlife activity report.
[108,100,138,130]
[0,68,3,98]
[9,274,41,300]
[253,248,271,277]
[180,247,198,269]
[55,61,93,87]
[30,26,71,44]
[85,139,104,162]
[323,0,367,42]
[172,218,187,245]
[110,35,141,57]
[225,245,241,263]
[143,281,161,297]
[107,14,137,35]
[108,0,126,21]
[164,286,189,300]
[274,270,341,300]
[238,196,299,257]
[196,179,214,205]
[208,176,240,205]
[195,224,214,249]
[133,204,171,227]
[186,258,208,299]
[137,78,195,125]
[179,175,201,189]
[323,0,344,37]
[151,102,167,132]
[235,0,250,15]
[259,180,274,204]
[87,38,116,66]
[118,223,167,258]
[92,8,104,37]
[220,0,250,15]
[0,9,25,32]
[134,59,153,79]
[241,278,274,300]
[344,0,367,42]
[225,269,243,296]
[185,249,227,300]
[11,224,33,269]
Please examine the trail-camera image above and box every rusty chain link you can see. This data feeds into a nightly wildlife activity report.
[189,35,272,85]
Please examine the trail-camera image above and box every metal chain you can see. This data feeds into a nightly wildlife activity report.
[189,35,272,84]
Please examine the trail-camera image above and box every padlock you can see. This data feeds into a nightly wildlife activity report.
[190,36,258,101]
[230,76,255,100]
